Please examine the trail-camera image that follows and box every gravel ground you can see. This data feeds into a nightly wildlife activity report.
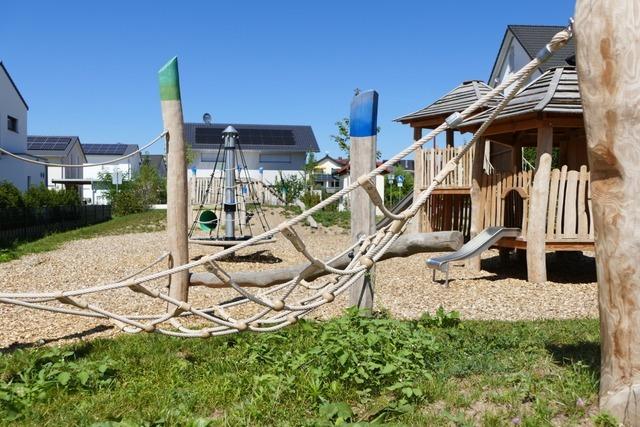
[0,209,598,349]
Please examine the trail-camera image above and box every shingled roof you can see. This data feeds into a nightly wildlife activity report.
[462,67,581,127]
[395,80,503,126]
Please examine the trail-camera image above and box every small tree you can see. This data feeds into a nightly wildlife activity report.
[384,166,414,206]
[99,161,166,215]
[273,172,305,206]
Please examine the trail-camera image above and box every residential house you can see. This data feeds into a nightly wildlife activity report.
[0,62,46,191]
[81,143,142,204]
[489,25,576,90]
[143,154,167,178]
[312,155,347,194]
[27,136,86,191]
[184,122,319,184]
[335,161,388,214]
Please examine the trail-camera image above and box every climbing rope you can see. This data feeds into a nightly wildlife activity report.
[0,131,167,168]
[0,25,573,337]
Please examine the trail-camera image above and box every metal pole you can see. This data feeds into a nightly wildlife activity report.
[223,126,238,240]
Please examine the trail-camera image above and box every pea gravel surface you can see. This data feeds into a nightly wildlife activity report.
[0,209,598,349]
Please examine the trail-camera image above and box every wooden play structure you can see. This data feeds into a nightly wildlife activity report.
[400,67,592,282]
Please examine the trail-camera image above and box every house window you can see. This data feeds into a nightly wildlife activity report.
[259,153,291,164]
[201,152,218,163]
[7,116,18,133]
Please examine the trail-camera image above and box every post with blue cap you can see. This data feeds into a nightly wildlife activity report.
[158,57,190,308]
[349,90,378,311]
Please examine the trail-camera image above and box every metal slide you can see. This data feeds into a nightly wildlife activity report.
[426,226,521,286]
[376,192,413,230]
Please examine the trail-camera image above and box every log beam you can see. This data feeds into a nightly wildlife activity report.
[189,231,463,288]
[575,1,640,423]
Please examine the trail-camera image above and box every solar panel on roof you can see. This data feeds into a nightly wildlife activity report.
[194,127,296,146]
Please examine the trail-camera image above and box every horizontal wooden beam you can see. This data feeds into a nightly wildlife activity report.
[189,231,463,289]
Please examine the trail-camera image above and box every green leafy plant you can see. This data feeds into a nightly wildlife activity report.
[0,347,116,420]
[0,181,25,209]
[273,172,305,205]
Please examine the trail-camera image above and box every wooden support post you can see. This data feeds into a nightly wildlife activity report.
[410,127,427,233]
[526,125,552,283]
[445,129,455,147]
[158,57,190,306]
[466,137,486,270]
[576,3,640,423]
[349,90,378,311]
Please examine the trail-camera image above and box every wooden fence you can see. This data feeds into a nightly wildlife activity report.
[0,205,112,247]
[480,165,593,241]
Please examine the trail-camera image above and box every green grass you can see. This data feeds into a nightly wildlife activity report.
[281,206,351,229]
[0,309,609,426]
[0,210,166,264]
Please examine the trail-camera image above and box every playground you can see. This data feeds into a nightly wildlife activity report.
[1,1,640,424]
[0,207,598,348]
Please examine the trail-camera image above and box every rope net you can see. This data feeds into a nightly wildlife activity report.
[0,27,572,338]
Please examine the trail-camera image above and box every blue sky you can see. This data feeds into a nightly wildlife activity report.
[2,1,575,159]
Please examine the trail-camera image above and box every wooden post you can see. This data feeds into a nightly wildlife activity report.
[158,57,190,306]
[575,2,640,423]
[349,90,378,311]
[526,125,552,283]
[445,129,455,147]
[466,137,486,270]
[410,127,426,233]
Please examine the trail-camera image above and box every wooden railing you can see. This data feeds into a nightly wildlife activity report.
[420,146,475,188]
[479,165,593,241]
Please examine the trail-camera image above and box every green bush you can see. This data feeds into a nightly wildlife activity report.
[99,160,166,216]
[0,181,24,210]
[300,191,321,208]
[111,190,146,216]
[23,184,80,208]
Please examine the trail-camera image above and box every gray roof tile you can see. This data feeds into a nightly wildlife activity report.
[395,80,503,124]
[463,67,581,127]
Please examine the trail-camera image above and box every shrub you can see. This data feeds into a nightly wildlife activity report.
[99,160,166,216]
[23,184,80,209]
[111,190,146,216]
[273,173,305,205]
[0,182,24,210]
[300,191,321,208]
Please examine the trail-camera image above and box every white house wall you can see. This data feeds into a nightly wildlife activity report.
[191,149,306,184]
[0,68,27,154]
[0,155,46,191]
[492,34,542,89]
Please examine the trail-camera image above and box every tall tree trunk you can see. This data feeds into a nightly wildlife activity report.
[575,2,640,424]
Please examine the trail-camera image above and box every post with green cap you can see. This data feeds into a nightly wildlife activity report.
[158,57,190,307]
[349,90,378,311]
